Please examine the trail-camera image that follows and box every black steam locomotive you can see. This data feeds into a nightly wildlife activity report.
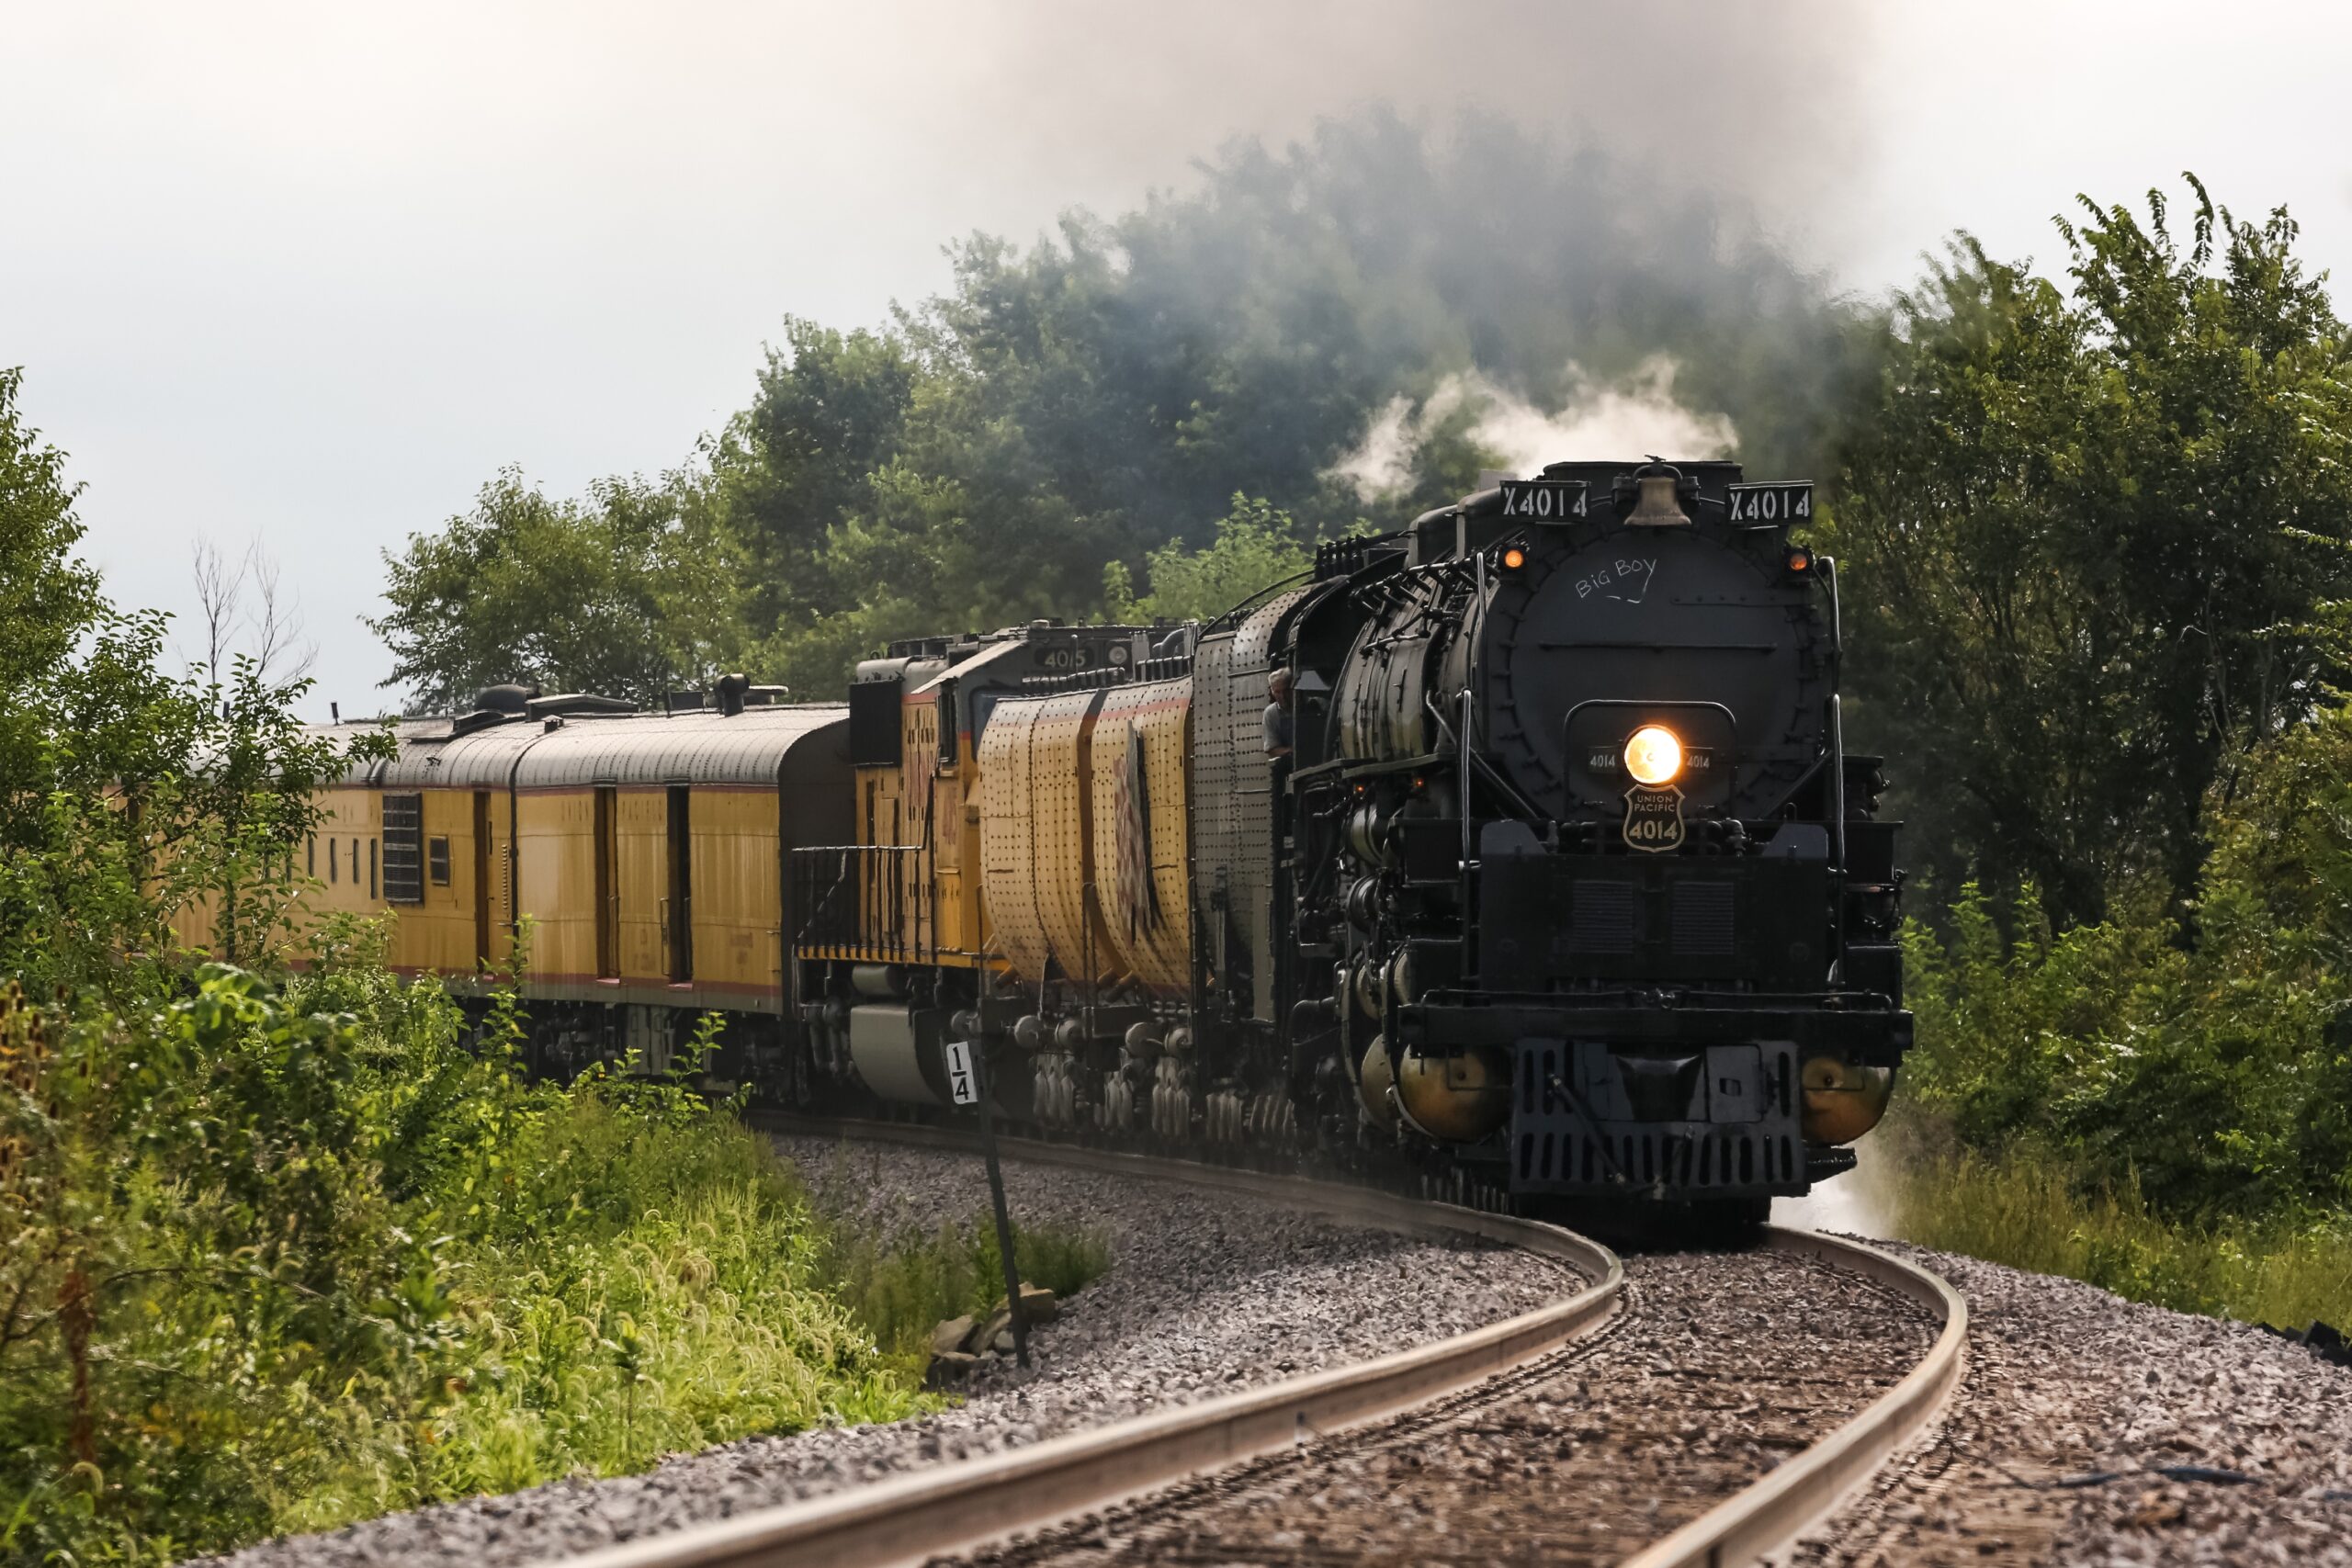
[1258,459,1907,1217]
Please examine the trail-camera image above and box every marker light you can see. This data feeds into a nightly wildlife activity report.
[1786,547,1814,574]
[1623,725,1683,786]
[1499,545,1528,571]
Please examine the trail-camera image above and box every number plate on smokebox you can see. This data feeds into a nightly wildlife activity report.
[1725,482,1813,525]
[1623,784,1686,852]
[1498,479,1589,522]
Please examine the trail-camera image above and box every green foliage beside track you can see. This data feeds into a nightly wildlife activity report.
[0,943,1108,1562]
[1882,1130,2352,1332]
[1887,646,2352,1324]
[0,377,1110,1563]
[1817,180,2352,1323]
[1823,180,2352,928]
[823,1207,1111,1374]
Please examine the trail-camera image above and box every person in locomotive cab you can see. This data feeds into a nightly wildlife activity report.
[1262,668,1295,758]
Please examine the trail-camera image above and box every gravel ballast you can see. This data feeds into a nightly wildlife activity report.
[198,1132,2352,1568]
[957,1246,1940,1567]
[1798,1241,2352,1566]
[207,1134,1583,1568]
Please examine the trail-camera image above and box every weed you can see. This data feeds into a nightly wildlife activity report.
[0,953,1111,1562]
[1882,1118,2352,1330]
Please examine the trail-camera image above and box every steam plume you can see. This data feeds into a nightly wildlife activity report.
[1329,358,1740,500]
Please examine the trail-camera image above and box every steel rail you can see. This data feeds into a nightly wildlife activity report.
[1618,1225,1969,1568]
[546,1120,1966,1568]
[546,1117,1623,1568]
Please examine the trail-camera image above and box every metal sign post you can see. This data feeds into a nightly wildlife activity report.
[944,1036,1028,1368]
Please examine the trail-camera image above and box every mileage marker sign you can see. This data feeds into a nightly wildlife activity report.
[944,1038,979,1105]
[948,1036,1030,1368]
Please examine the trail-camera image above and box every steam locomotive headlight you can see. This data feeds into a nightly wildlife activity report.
[1623,725,1683,785]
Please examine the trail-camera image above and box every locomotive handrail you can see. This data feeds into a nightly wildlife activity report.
[1458,685,1476,975]
[1423,691,1544,823]
[1560,695,1742,728]
[1203,525,1416,630]
[788,843,932,962]
[1201,565,1317,631]
[1823,556,1849,875]
[1828,691,1849,874]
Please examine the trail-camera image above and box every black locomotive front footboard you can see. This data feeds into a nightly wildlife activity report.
[1508,1035,1808,1199]
[1403,997,1908,1200]
[1404,999,1911,1060]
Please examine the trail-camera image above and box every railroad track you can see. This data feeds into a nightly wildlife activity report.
[545,1119,1962,1568]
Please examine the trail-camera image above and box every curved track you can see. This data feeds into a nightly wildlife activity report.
[1622,1232,1965,1568]
[541,1120,1961,1568]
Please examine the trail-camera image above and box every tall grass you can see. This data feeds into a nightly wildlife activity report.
[412,1104,911,1507]
[823,1215,1111,1370]
[1881,1119,2352,1330]
[0,950,1110,1564]
[786,1140,1112,1368]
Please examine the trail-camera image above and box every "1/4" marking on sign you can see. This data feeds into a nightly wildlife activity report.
[944,1037,979,1106]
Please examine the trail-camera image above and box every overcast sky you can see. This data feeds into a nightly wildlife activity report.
[7,1,2350,716]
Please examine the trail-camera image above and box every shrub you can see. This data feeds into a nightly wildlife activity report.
[1881,1121,2352,1329]
[1,941,1115,1562]
[1901,713,2352,1223]
[1886,693,2352,1321]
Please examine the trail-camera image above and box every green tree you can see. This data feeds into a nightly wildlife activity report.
[1824,180,2352,926]
[713,317,922,636]
[909,110,1869,554]
[0,367,103,694]
[1901,711,2352,1221]
[0,369,367,999]
[388,112,1875,710]
[1103,494,1330,624]
[371,468,746,711]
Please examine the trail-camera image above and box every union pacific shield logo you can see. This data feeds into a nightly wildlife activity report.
[1623,784,1686,852]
